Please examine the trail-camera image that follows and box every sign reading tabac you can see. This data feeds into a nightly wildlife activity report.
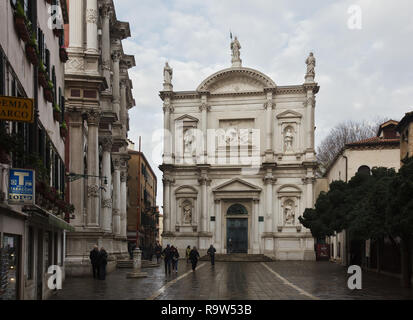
[0,95,34,123]
[8,169,35,205]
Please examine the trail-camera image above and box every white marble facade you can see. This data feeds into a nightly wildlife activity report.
[160,40,318,260]
[64,0,136,275]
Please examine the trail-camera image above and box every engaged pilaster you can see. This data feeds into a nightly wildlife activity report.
[100,136,113,232]
[112,156,121,235]
[86,0,98,53]
[86,110,101,228]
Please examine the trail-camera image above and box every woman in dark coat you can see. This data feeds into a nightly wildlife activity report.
[189,246,200,271]
[98,247,108,280]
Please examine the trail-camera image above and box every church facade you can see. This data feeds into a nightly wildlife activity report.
[160,39,318,260]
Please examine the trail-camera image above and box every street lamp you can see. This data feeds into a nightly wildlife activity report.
[65,172,108,186]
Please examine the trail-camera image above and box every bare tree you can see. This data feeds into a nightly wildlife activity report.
[317,117,390,174]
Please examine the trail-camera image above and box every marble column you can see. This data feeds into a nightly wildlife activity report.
[85,0,98,53]
[101,5,112,87]
[305,177,314,208]
[120,80,127,135]
[214,199,221,249]
[199,96,209,164]
[253,199,260,252]
[265,95,273,153]
[100,137,113,232]
[68,0,83,49]
[120,170,127,238]
[306,91,315,152]
[198,175,209,233]
[263,169,274,233]
[86,110,100,227]
[112,52,121,120]
[68,111,84,226]
[112,157,121,235]
[163,100,173,164]
[163,177,170,232]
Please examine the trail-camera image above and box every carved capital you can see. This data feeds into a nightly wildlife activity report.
[304,96,316,107]
[113,157,121,170]
[88,185,100,198]
[112,51,122,62]
[100,136,113,152]
[101,4,113,20]
[163,103,174,114]
[264,101,274,110]
[263,176,277,185]
[199,102,210,112]
[86,109,101,125]
[198,177,211,186]
[86,9,98,24]
[120,171,127,183]
[102,198,112,208]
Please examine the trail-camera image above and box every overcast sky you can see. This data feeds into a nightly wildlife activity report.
[114,0,413,207]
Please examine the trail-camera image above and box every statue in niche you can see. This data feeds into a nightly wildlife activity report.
[284,127,294,152]
[183,129,195,154]
[183,201,192,224]
[284,200,295,225]
[163,62,173,84]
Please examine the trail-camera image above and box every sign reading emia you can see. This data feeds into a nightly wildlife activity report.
[8,169,35,205]
[0,96,34,123]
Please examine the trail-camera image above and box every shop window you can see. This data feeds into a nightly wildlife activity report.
[0,234,20,300]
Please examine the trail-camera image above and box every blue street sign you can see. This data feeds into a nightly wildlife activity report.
[8,169,35,205]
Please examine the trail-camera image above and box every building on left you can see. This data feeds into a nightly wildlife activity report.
[0,0,72,300]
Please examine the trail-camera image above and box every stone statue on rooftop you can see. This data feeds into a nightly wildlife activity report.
[231,36,242,67]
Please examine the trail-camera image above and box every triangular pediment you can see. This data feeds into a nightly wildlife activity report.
[276,110,303,119]
[213,178,262,193]
[175,114,199,122]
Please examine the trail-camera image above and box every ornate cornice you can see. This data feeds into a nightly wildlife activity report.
[197,67,276,92]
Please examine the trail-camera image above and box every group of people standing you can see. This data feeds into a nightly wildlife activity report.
[89,245,108,280]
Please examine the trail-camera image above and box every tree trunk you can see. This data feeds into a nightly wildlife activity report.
[400,236,412,288]
[377,238,383,274]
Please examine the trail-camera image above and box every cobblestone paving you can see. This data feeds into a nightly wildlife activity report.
[50,260,413,300]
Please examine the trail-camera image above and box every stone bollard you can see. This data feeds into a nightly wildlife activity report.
[126,248,148,278]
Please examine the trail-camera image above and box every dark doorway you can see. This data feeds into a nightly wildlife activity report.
[227,218,248,253]
[36,231,43,300]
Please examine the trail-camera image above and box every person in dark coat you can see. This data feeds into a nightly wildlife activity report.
[207,244,216,266]
[171,246,180,273]
[98,247,108,280]
[89,245,100,279]
[189,246,200,271]
[162,244,172,275]
[155,242,162,264]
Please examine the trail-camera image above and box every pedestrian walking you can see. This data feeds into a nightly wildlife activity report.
[162,244,172,275]
[89,245,100,279]
[207,244,216,266]
[98,247,108,280]
[155,242,162,264]
[171,246,180,273]
[189,246,200,271]
[185,245,191,264]
[228,238,233,254]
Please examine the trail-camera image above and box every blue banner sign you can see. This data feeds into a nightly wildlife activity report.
[8,169,35,205]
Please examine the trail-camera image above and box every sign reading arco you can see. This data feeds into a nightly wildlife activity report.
[0,95,34,123]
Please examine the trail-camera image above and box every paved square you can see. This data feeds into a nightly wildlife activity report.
[50,261,413,300]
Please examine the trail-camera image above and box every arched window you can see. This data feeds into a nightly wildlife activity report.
[357,165,371,175]
[227,204,248,215]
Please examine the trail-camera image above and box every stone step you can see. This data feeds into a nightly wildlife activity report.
[200,254,274,262]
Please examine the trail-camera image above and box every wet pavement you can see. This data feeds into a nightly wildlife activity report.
[50,260,413,300]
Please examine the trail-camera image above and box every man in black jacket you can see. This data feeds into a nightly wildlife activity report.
[207,245,216,266]
[89,245,100,279]
[162,244,172,275]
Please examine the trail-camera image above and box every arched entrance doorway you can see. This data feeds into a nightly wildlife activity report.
[226,204,248,253]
